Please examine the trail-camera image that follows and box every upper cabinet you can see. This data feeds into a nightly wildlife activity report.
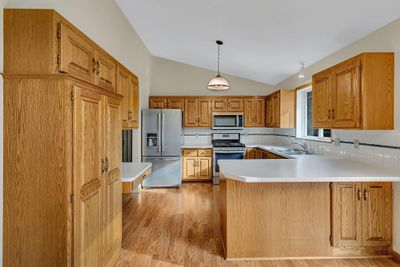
[4,9,129,95]
[212,98,244,112]
[58,23,96,83]
[244,97,265,127]
[266,90,295,128]
[149,97,167,109]
[94,50,117,92]
[184,98,212,128]
[312,53,394,130]
[118,65,139,129]
[149,96,185,110]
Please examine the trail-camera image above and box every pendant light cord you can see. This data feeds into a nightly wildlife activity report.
[217,43,221,76]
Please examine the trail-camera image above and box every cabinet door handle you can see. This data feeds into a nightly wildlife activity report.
[357,188,362,200]
[328,109,331,119]
[101,158,105,174]
[105,157,110,172]
[92,58,97,73]
[364,189,368,200]
[96,61,100,75]
[332,108,335,119]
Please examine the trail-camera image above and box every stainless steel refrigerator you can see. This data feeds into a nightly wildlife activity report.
[141,109,182,188]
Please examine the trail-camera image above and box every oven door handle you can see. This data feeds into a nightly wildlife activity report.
[213,151,246,154]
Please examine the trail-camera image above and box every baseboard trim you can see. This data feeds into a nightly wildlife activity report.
[393,250,400,263]
[225,255,392,261]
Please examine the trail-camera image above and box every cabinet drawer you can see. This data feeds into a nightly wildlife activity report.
[198,149,212,157]
[183,149,198,157]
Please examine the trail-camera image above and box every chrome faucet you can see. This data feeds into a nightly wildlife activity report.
[291,139,308,151]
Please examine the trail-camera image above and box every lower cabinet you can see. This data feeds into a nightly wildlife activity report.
[331,182,392,250]
[182,149,213,181]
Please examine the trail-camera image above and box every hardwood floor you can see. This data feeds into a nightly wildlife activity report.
[114,183,400,267]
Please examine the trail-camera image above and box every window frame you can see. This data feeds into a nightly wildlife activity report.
[296,84,331,142]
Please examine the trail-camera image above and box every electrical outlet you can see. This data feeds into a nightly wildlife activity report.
[333,137,340,146]
[354,139,360,149]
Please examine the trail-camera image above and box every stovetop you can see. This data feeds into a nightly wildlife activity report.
[212,141,246,148]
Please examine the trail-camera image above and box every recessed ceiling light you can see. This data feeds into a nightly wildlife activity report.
[298,62,305,78]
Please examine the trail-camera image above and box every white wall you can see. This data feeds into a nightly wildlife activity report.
[151,56,276,96]
[275,17,400,254]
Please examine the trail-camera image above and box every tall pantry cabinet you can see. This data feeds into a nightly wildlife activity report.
[4,9,126,267]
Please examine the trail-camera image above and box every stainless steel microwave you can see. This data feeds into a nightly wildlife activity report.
[212,112,244,130]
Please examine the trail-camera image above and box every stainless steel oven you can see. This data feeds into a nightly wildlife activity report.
[213,149,245,183]
[212,112,243,130]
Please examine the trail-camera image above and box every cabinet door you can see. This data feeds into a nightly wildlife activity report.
[182,157,197,180]
[95,51,117,92]
[184,99,199,127]
[331,59,361,128]
[254,98,266,127]
[245,149,256,159]
[212,99,227,112]
[167,98,184,110]
[198,157,212,180]
[361,182,392,247]
[103,97,122,264]
[73,85,104,267]
[255,149,263,159]
[117,67,131,128]
[149,98,167,109]
[227,98,244,112]
[272,93,280,127]
[266,96,273,127]
[261,151,269,159]
[312,72,332,128]
[331,183,362,248]
[130,76,139,128]
[198,99,212,127]
[244,99,254,127]
[59,23,95,83]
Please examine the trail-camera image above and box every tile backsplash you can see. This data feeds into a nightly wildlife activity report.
[183,128,275,145]
[274,128,400,172]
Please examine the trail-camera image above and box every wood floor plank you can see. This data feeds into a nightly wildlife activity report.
[115,183,400,267]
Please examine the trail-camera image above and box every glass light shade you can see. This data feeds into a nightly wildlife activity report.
[207,75,230,90]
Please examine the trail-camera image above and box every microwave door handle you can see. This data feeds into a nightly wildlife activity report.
[157,113,161,152]
[161,112,165,152]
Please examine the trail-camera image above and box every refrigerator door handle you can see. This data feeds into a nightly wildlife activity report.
[157,113,161,152]
[161,112,166,152]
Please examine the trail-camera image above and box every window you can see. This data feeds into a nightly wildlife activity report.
[296,86,331,141]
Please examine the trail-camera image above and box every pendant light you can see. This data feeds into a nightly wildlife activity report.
[298,62,305,78]
[208,40,230,90]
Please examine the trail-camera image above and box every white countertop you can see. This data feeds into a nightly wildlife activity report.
[219,158,400,183]
[122,162,152,183]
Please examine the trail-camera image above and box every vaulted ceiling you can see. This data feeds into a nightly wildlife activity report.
[116,0,400,85]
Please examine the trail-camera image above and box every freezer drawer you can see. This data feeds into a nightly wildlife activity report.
[141,157,182,188]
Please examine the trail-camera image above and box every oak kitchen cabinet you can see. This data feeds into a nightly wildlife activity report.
[4,9,126,267]
[266,90,295,128]
[244,97,265,127]
[149,96,185,110]
[212,98,244,112]
[184,98,212,128]
[182,149,213,181]
[331,182,392,251]
[312,53,394,130]
[118,65,139,128]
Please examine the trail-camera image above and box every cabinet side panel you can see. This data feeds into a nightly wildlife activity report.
[4,9,56,74]
[4,78,72,266]
[362,53,394,130]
